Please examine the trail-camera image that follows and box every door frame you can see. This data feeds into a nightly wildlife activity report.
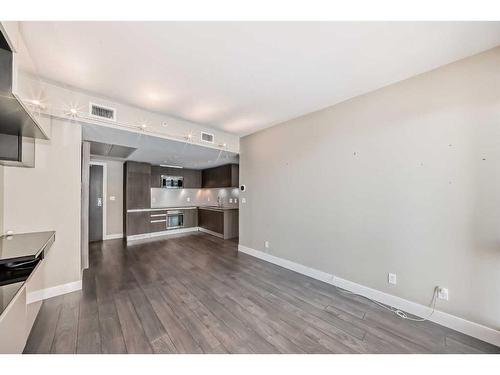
[89,161,107,241]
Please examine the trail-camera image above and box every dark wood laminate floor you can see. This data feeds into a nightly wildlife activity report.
[24,233,499,354]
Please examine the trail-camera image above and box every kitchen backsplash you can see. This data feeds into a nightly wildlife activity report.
[151,187,240,208]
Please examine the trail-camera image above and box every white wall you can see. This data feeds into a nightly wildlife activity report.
[3,117,82,290]
[239,47,500,330]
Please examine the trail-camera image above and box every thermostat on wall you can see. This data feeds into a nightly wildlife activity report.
[240,184,246,192]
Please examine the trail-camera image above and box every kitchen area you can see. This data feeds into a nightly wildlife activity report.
[124,162,240,241]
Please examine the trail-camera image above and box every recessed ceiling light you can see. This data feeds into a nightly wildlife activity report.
[32,99,41,106]
[140,124,147,130]
[70,108,77,115]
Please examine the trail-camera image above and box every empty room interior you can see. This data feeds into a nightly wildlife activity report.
[2,20,500,357]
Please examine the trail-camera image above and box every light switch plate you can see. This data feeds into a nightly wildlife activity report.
[388,273,397,285]
[242,198,246,203]
[109,196,116,201]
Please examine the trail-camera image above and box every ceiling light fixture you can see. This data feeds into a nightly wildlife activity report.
[160,164,183,169]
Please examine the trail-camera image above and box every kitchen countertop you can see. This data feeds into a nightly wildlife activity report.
[197,206,239,212]
[128,206,239,213]
[0,231,55,317]
[0,231,55,265]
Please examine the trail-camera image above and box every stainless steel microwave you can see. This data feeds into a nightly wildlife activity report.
[161,175,183,188]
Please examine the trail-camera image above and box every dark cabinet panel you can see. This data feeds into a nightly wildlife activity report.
[202,164,239,188]
[150,166,162,188]
[183,209,198,228]
[201,167,215,188]
[126,161,150,174]
[126,171,151,209]
[126,212,150,236]
[124,161,151,237]
[198,209,224,234]
[231,164,239,188]
[183,169,202,188]
[149,211,167,233]
[149,220,167,233]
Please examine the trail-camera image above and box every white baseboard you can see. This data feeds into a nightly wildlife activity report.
[27,280,83,304]
[238,244,500,348]
[127,227,199,241]
[104,233,123,240]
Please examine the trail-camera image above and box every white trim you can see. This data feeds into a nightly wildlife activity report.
[103,233,123,240]
[26,280,83,304]
[89,161,107,241]
[127,227,199,241]
[198,227,224,239]
[237,244,500,348]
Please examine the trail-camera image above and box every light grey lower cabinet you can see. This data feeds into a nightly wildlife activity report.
[0,261,43,353]
[0,286,27,353]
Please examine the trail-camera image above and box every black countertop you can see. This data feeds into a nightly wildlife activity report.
[0,231,55,317]
[0,231,55,265]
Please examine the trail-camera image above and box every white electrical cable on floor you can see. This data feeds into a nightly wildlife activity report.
[335,286,438,322]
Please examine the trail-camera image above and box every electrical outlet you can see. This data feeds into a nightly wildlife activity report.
[109,195,116,201]
[186,197,190,202]
[229,198,233,203]
[388,273,397,285]
[438,287,449,301]
[264,241,270,249]
[242,198,246,203]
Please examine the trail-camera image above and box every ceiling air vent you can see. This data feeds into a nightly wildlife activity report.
[89,102,116,122]
[201,131,214,144]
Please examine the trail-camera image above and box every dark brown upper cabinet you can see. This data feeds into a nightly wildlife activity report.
[202,164,239,188]
[150,165,162,188]
[183,169,202,188]
[124,161,151,210]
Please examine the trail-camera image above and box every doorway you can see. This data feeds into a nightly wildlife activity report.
[89,163,106,242]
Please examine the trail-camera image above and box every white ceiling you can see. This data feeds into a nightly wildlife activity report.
[82,123,239,169]
[21,21,500,135]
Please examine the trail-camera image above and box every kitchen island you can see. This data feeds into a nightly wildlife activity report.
[198,206,239,240]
